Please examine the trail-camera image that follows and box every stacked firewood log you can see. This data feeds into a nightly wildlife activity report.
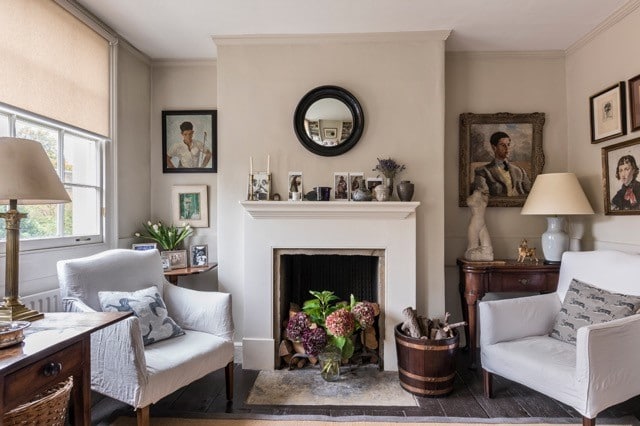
[399,307,466,340]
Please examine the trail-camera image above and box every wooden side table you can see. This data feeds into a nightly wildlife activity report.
[457,258,560,369]
[164,262,218,285]
[0,312,131,425]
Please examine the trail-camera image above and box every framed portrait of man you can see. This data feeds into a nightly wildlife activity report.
[171,185,208,227]
[162,110,217,173]
[459,112,546,208]
[602,137,640,215]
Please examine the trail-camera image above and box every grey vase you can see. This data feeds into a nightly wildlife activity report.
[397,180,415,202]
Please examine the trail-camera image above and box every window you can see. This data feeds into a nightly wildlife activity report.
[0,103,104,250]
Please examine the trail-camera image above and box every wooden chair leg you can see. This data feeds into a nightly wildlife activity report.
[225,361,234,401]
[136,405,150,426]
[582,416,596,426]
[483,369,493,398]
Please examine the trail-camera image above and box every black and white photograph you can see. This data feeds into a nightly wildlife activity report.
[164,249,187,269]
[348,172,364,200]
[288,172,303,201]
[250,172,271,201]
[334,172,349,200]
[190,244,208,267]
[131,243,157,251]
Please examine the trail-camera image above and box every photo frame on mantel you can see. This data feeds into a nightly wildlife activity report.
[459,112,546,208]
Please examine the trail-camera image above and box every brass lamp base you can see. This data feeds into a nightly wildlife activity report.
[0,301,44,322]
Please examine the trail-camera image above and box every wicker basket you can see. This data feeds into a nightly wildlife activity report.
[3,376,74,426]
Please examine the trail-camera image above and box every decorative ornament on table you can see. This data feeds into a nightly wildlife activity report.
[134,221,193,251]
[372,157,406,198]
[463,189,493,261]
[396,180,415,202]
[351,177,372,201]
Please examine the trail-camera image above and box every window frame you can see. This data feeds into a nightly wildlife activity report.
[0,102,107,253]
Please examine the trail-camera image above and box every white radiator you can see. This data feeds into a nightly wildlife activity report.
[21,289,61,313]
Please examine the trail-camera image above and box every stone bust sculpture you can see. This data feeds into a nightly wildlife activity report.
[464,189,494,261]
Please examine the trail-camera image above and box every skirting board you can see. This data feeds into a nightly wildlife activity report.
[242,338,275,370]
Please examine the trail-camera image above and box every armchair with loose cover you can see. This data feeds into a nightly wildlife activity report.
[57,249,234,426]
[479,250,640,426]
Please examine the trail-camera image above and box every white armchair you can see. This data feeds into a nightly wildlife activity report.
[57,249,234,426]
[479,250,640,426]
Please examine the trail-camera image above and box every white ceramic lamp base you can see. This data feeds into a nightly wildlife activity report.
[541,216,569,264]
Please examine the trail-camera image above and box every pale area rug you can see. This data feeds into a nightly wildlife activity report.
[245,366,417,406]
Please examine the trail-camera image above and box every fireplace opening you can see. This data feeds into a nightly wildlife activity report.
[274,249,385,369]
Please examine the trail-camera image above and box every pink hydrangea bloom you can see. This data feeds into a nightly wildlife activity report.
[325,308,355,337]
[352,301,376,328]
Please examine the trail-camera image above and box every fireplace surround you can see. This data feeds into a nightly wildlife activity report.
[241,201,419,371]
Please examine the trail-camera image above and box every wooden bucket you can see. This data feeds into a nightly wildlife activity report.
[394,323,458,397]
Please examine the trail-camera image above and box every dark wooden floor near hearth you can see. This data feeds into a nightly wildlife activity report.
[92,351,640,425]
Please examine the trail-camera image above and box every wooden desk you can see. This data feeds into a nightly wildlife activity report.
[164,262,217,285]
[0,312,131,425]
[457,258,560,369]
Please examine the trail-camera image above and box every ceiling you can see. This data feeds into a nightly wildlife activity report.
[76,0,632,60]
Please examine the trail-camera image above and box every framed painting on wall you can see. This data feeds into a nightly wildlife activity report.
[629,74,640,132]
[589,82,626,143]
[602,137,640,215]
[459,112,546,207]
[162,110,217,173]
[171,185,209,227]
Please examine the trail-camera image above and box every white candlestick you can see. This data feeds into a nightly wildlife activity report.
[267,154,270,175]
[250,156,253,175]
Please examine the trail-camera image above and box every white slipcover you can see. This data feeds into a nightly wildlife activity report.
[479,250,640,420]
[57,249,234,410]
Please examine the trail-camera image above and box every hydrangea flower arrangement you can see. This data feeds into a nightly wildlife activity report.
[373,157,406,178]
[286,290,376,361]
[134,220,192,250]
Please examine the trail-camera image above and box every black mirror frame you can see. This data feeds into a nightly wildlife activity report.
[293,85,364,157]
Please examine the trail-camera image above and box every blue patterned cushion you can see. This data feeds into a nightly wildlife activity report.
[98,286,184,345]
[550,278,640,345]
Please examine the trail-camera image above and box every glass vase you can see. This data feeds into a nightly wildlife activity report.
[318,346,341,382]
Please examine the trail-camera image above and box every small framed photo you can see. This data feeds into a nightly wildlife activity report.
[366,177,383,193]
[629,74,640,132]
[249,172,271,201]
[160,252,172,271]
[164,249,188,269]
[348,172,364,200]
[162,110,217,173]
[288,172,303,201]
[132,243,157,251]
[590,82,627,143]
[172,185,208,227]
[602,137,640,215]
[334,172,349,200]
[323,128,337,139]
[190,244,208,267]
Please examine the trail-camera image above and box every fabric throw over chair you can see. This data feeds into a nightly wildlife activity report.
[479,250,640,426]
[57,249,234,426]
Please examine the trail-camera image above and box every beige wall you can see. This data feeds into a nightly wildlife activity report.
[215,32,448,345]
[566,6,640,251]
[149,61,218,290]
[444,52,568,320]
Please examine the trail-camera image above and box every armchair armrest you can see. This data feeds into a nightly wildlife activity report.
[162,283,234,340]
[479,292,561,346]
[63,297,97,313]
[576,314,640,417]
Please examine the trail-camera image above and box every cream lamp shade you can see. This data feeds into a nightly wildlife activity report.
[521,173,594,264]
[0,137,70,321]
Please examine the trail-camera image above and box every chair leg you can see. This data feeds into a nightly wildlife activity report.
[136,405,150,426]
[582,416,596,426]
[483,369,493,398]
[225,361,234,401]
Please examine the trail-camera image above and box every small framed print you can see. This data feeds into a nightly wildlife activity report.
[602,137,640,215]
[628,74,640,132]
[164,250,187,269]
[590,82,627,143]
[190,244,208,267]
[288,172,303,201]
[366,177,383,193]
[250,172,271,201]
[172,185,208,227]
[348,172,364,200]
[132,243,157,251]
[160,253,172,271]
[334,172,349,200]
[323,128,337,139]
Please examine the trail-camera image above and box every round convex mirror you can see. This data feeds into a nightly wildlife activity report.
[294,85,364,156]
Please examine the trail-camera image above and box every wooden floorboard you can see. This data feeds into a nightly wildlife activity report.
[92,354,640,425]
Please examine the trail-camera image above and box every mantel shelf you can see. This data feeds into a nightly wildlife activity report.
[240,200,420,219]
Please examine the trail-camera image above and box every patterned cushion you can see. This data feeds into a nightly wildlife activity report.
[99,286,184,345]
[550,278,640,345]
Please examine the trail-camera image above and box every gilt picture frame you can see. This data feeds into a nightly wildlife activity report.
[601,137,640,215]
[162,110,217,173]
[590,82,627,143]
[459,112,546,208]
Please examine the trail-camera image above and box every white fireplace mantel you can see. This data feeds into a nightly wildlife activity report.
[240,200,420,219]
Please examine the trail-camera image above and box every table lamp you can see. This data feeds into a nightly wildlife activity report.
[0,137,71,321]
[521,173,594,264]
